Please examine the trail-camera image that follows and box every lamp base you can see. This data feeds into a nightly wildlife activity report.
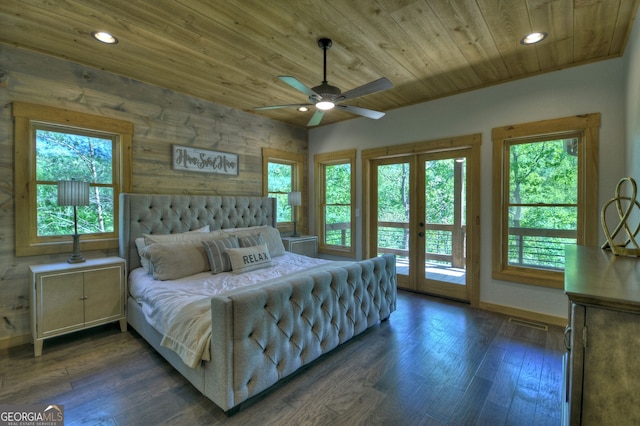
[291,220,299,237]
[67,234,86,264]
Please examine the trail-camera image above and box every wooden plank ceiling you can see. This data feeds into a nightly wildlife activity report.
[1,0,638,128]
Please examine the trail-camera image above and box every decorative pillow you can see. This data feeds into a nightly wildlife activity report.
[260,226,286,257]
[238,234,265,248]
[141,241,210,281]
[222,225,268,238]
[135,237,153,273]
[202,236,239,274]
[136,225,212,274]
[143,228,222,246]
[226,243,273,274]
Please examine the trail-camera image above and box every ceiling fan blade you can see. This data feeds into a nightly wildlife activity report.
[336,77,393,102]
[336,104,386,119]
[254,103,311,110]
[307,110,325,126]
[279,76,319,97]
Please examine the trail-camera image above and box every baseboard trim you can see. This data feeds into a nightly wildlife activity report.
[0,333,31,351]
[479,301,568,327]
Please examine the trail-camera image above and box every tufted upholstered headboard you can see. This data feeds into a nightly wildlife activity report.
[119,193,276,273]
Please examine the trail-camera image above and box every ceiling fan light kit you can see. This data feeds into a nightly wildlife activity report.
[255,38,393,126]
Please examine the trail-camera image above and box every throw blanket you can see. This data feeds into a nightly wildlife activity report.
[160,261,351,368]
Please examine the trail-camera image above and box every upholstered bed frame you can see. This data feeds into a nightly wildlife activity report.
[119,193,397,413]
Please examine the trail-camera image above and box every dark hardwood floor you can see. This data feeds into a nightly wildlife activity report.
[0,290,565,425]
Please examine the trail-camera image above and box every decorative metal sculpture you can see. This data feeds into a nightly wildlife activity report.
[601,177,640,256]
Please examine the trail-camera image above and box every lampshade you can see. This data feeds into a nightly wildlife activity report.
[288,191,302,206]
[58,180,90,207]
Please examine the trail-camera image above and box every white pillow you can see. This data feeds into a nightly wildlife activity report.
[143,228,222,246]
[222,225,268,238]
[260,227,285,257]
[226,243,273,274]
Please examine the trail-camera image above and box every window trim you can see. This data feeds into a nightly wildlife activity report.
[491,113,600,288]
[262,148,304,233]
[13,102,133,257]
[314,149,356,258]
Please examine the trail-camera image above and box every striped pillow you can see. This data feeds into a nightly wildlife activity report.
[238,234,265,248]
[202,236,239,274]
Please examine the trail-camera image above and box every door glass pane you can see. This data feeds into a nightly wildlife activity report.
[377,162,410,276]
[424,158,466,285]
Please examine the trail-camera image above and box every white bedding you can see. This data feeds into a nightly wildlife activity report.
[129,252,332,367]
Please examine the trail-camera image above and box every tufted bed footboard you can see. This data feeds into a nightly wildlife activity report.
[205,253,397,411]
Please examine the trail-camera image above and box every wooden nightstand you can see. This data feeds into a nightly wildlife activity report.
[281,235,318,258]
[29,256,127,357]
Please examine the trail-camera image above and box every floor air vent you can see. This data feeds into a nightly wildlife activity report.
[508,317,548,331]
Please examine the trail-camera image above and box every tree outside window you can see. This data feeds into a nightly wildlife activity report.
[36,127,115,237]
[315,149,356,257]
[261,148,304,233]
[492,114,599,288]
[267,161,293,223]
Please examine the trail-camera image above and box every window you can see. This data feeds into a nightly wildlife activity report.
[492,114,599,288]
[315,149,356,257]
[262,148,304,228]
[13,102,132,256]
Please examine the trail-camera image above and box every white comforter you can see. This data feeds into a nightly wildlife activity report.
[129,252,332,367]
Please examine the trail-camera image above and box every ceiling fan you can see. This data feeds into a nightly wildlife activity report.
[255,38,393,127]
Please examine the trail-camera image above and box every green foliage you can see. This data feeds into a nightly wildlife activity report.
[36,129,114,236]
[324,163,352,246]
[267,162,293,222]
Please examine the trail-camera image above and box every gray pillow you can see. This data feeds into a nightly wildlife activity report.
[141,242,210,281]
[238,234,264,248]
[202,236,239,274]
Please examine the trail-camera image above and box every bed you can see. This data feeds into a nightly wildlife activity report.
[119,193,397,413]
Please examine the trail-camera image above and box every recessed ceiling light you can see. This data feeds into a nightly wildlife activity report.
[91,31,118,44]
[297,106,309,112]
[520,32,547,45]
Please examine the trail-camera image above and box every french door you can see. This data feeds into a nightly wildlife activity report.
[365,137,480,304]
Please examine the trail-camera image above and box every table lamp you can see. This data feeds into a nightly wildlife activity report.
[288,191,301,237]
[58,180,90,263]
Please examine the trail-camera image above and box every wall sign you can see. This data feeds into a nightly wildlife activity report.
[172,145,238,175]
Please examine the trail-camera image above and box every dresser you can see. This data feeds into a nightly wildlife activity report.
[30,257,127,356]
[564,245,640,425]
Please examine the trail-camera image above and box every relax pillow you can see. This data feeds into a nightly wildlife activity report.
[202,236,239,274]
[141,241,210,280]
[226,243,273,274]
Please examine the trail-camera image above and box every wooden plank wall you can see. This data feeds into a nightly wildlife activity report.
[0,44,308,348]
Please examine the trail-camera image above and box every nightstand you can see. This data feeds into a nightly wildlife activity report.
[281,235,318,258]
[29,256,127,357]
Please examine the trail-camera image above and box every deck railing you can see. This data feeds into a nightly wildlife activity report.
[374,221,576,270]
